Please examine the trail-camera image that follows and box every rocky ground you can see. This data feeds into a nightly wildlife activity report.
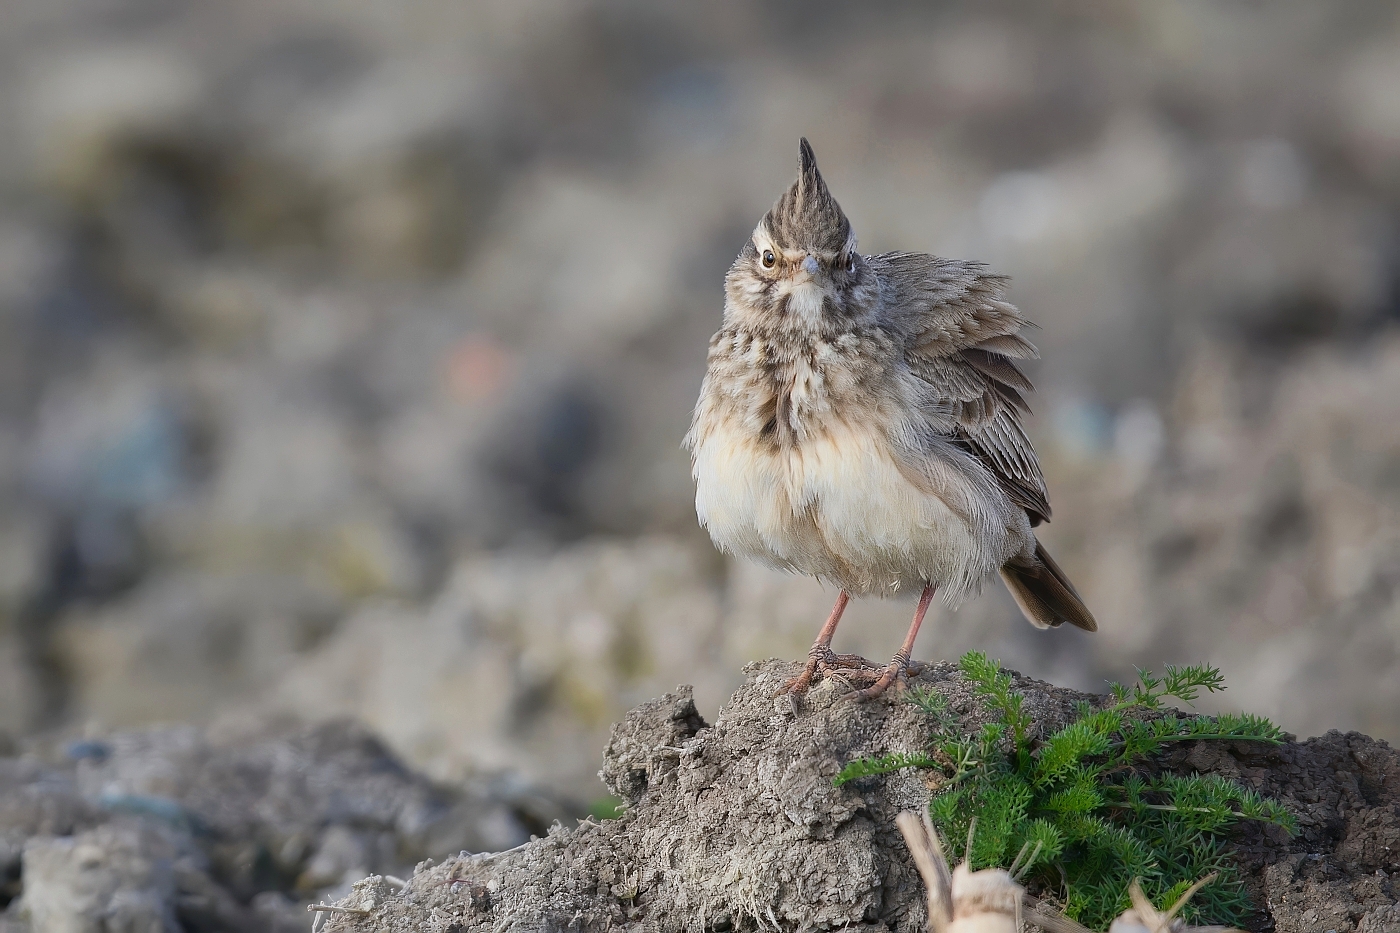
[0,718,570,933]
[315,662,1395,933]
[2,661,1397,931]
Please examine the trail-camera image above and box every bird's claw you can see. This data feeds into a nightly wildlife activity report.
[776,645,881,697]
[849,652,918,701]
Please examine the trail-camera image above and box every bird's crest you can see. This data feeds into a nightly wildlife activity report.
[761,138,852,254]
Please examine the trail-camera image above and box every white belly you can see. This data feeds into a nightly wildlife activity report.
[692,419,1021,601]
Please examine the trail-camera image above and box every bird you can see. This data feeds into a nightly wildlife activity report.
[684,138,1096,700]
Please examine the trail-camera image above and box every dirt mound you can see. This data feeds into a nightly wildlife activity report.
[319,661,1400,933]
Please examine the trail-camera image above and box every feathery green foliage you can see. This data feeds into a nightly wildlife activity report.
[832,750,940,782]
[835,652,1295,930]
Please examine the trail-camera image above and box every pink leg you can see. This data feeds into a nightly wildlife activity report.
[852,583,937,701]
[778,590,878,695]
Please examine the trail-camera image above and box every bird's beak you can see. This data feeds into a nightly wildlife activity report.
[801,255,819,276]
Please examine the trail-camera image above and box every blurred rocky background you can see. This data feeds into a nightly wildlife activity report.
[0,0,1399,876]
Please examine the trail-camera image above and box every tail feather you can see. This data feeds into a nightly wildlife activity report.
[999,540,1097,632]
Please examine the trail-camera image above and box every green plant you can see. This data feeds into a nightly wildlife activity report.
[904,684,955,726]
[585,795,626,821]
[835,652,1295,930]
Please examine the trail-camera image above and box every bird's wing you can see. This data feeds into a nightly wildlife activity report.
[870,251,1052,525]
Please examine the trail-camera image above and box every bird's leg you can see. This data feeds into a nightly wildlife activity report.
[777,590,876,695]
[852,583,937,701]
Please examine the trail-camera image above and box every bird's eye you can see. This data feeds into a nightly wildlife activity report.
[761,249,776,269]
[846,255,857,274]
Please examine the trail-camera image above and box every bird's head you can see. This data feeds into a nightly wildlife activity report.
[725,138,874,334]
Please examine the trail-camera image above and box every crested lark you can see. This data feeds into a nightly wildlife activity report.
[685,139,1096,700]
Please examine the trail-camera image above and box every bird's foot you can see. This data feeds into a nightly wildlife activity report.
[849,652,923,701]
[776,645,881,696]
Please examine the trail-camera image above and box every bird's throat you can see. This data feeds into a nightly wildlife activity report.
[782,280,827,326]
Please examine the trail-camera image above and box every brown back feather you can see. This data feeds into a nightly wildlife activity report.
[871,251,1053,525]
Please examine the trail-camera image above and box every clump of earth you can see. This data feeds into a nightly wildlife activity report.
[317,661,1400,933]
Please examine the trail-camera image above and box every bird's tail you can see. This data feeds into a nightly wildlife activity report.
[999,540,1097,632]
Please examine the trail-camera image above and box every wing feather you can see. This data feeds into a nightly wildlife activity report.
[871,251,1053,525]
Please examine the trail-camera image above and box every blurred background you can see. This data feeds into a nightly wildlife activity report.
[1,0,1399,810]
